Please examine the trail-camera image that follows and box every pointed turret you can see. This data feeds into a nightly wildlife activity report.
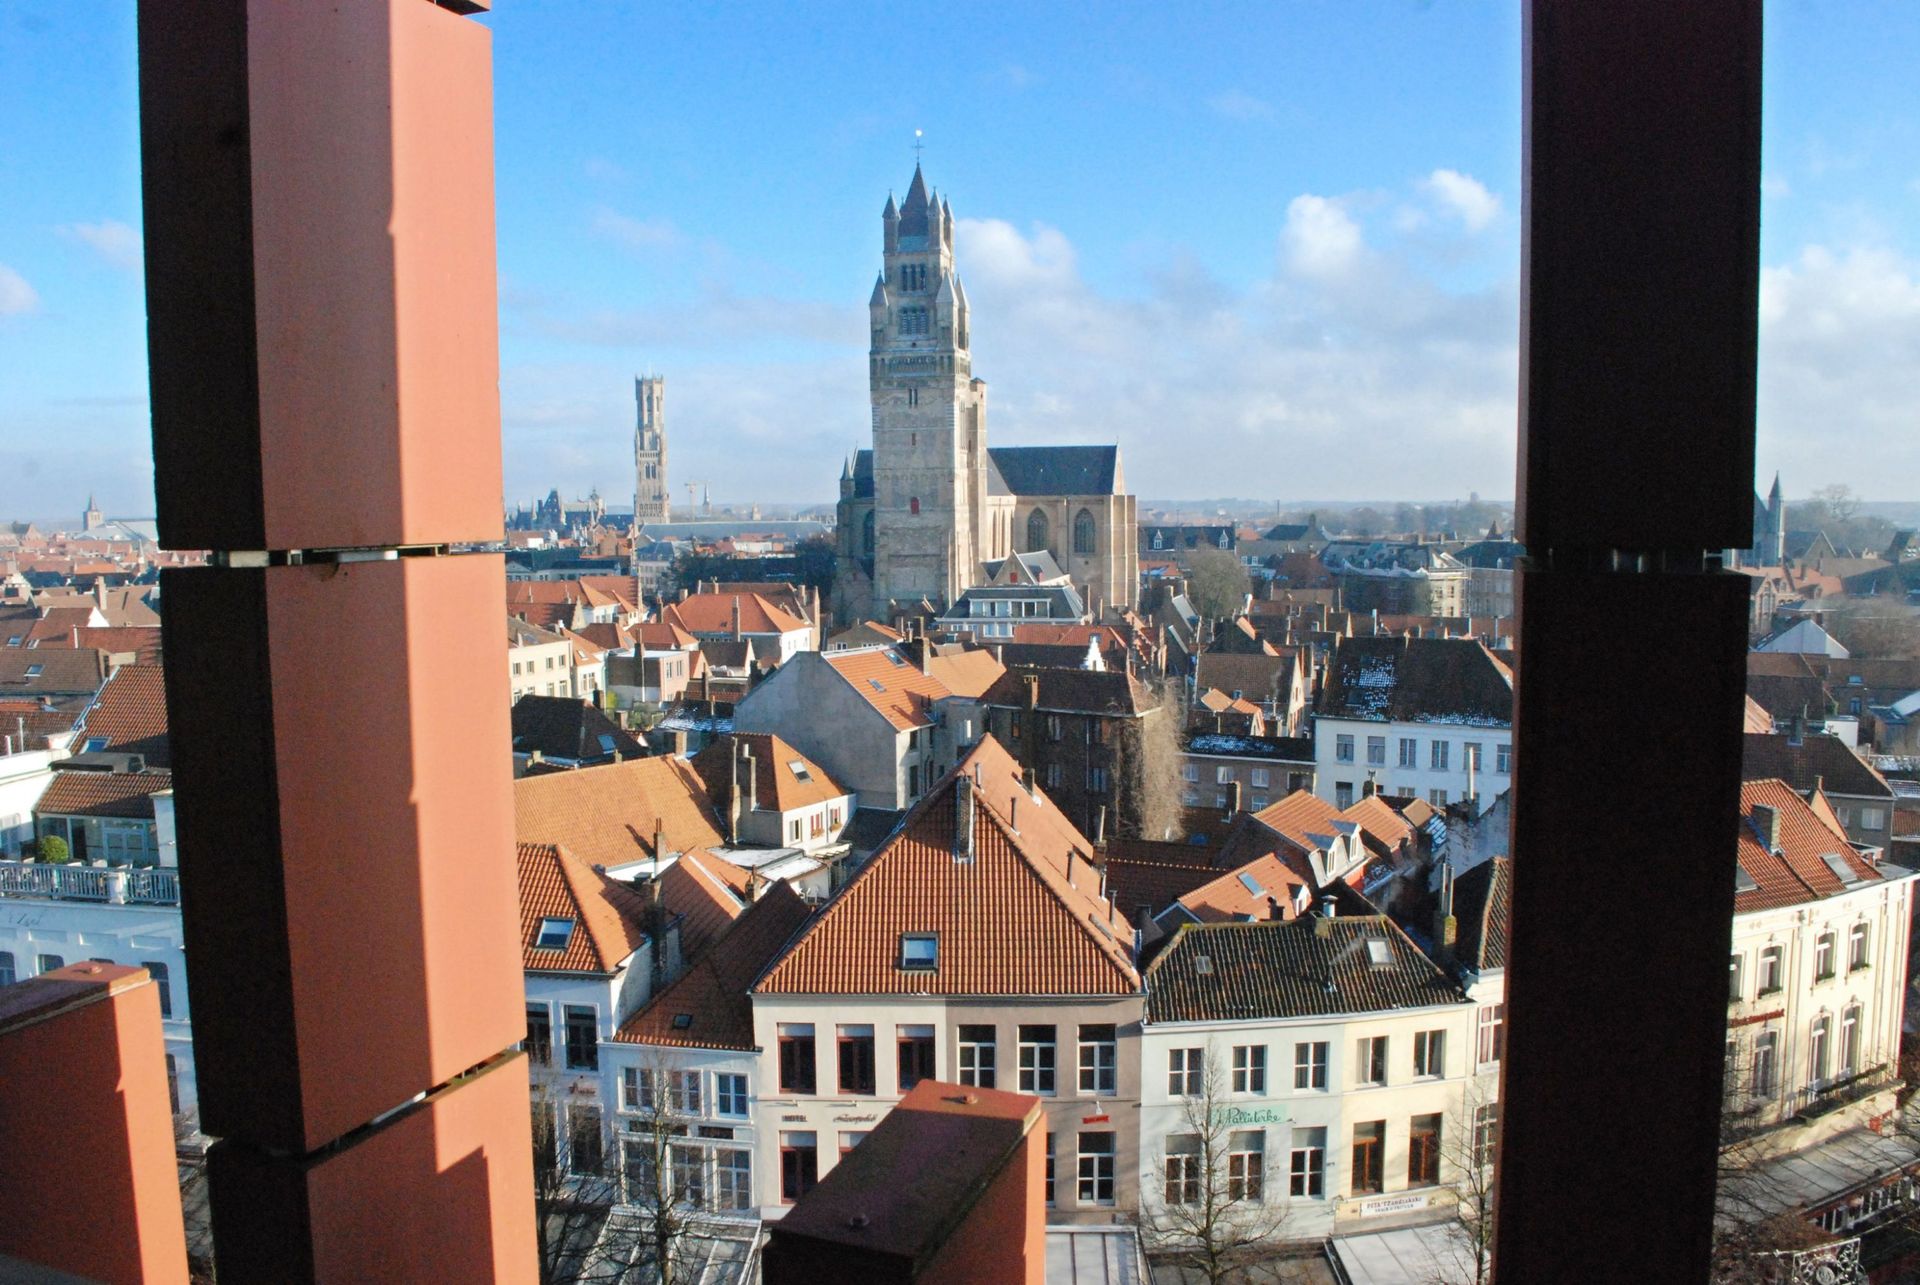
[898,164,932,238]
[869,270,889,309]
[882,192,899,253]
[941,195,954,246]
[882,192,897,220]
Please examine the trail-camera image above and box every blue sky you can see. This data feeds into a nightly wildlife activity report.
[2,2,1917,520]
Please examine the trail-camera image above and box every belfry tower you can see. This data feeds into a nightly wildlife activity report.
[867,164,987,610]
[633,375,669,527]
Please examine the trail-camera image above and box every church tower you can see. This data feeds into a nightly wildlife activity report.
[633,376,670,527]
[868,164,988,613]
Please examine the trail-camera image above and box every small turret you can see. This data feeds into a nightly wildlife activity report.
[882,192,899,253]
[869,271,890,333]
[941,196,954,247]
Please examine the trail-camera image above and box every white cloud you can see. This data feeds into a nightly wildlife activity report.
[1757,244,1920,485]
[590,207,684,251]
[1208,90,1275,122]
[59,219,143,270]
[1281,195,1363,278]
[0,264,38,316]
[1418,169,1499,232]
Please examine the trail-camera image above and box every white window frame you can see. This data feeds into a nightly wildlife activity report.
[1294,1041,1328,1091]
[1232,1044,1267,1095]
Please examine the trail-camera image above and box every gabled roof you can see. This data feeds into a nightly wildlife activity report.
[514,756,729,868]
[630,620,699,650]
[71,663,169,767]
[979,665,1157,718]
[1338,794,1417,854]
[665,592,809,637]
[755,737,1138,996]
[614,881,811,1051]
[1105,854,1220,921]
[1742,733,1892,800]
[1735,779,1889,913]
[1171,854,1306,923]
[510,695,646,764]
[68,627,162,665]
[924,648,1006,698]
[691,732,853,815]
[1317,636,1513,727]
[35,769,173,819]
[1145,914,1467,1024]
[654,848,751,961]
[987,445,1122,497]
[1451,856,1511,973]
[0,649,107,696]
[517,841,652,974]
[1247,790,1344,855]
[822,647,953,731]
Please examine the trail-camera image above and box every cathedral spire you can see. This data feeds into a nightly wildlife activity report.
[898,164,932,237]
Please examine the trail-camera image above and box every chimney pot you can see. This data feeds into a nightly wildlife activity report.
[1320,895,1336,919]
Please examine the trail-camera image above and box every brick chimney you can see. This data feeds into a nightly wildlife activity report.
[1434,860,1458,955]
[954,771,975,861]
[1751,803,1781,853]
[730,595,742,640]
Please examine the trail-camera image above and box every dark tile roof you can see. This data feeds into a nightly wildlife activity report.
[1316,636,1513,726]
[613,881,811,1051]
[979,665,1157,718]
[0,649,107,698]
[987,445,1120,497]
[1742,733,1892,800]
[1746,673,1834,721]
[1105,855,1219,920]
[1183,733,1314,763]
[852,449,875,500]
[1451,856,1511,973]
[843,807,906,854]
[1145,914,1467,1024]
[510,695,646,765]
[1194,652,1296,705]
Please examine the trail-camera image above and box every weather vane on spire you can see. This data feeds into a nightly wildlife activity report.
[914,129,924,165]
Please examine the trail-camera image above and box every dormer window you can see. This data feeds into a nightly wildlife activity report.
[24,664,42,678]
[788,760,813,782]
[899,933,938,971]
[534,917,574,951]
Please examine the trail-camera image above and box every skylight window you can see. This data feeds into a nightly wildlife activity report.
[1193,955,1213,975]
[1820,851,1871,889]
[534,917,574,951]
[899,933,938,970]
[1237,872,1264,897]
[1364,937,1394,967]
[885,651,906,667]
[24,664,42,678]
[83,737,110,753]
[671,1013,693,1030]
[1733,861,1759,894]
[788,760,812,782]
[598,733,617,754]
[869,678,886,693]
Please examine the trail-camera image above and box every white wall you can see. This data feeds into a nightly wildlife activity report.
[0,749,56,853]
[1314,716,1511,815]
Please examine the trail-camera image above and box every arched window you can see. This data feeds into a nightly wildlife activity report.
[862,510,875,556]
[910,496,920,515]
[1073,508,1096,556]
[1026,508,1049,553]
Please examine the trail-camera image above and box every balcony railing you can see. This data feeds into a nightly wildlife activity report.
[0,861,180,906]
[1762,1235,1865,1284]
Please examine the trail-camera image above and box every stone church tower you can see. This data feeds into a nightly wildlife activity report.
[633,375,670,526]
[868,165,995,608]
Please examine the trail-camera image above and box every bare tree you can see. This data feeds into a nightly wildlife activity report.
[530,1080,623,1285]
[1186,547,1252,623]
[1139,1043,1295,1284]
[1414,1072,1499,1285]
[1821,602,1920,660]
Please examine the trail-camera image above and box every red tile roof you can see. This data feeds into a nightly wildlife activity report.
[665,592,809,637]
[614,881,812,1050]
[1173,853,1307,923]
[691,733,853,816]
[1735,778,1887,913]
[756,737,1138,996]
[1248,790,1343,854]
[655,849,751,961]
[35,770,173,819]
[73,664,169,767]
[513,756,729,869]
[1337,795,1416,854]
[517,841,653,974]
[823,648,952,731]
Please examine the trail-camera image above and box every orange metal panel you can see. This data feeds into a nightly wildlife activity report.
[265,553,525,1150]
[247,0,502,549]
[0,965,189,1284]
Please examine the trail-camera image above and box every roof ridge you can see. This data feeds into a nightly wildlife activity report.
[970,799,1139,987]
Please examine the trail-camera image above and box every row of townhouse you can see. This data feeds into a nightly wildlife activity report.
[520,752,1917,1258]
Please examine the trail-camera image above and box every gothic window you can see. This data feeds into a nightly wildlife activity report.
[1073,508,1096,556]
[907,386,919,407]
[901,263,928,292]
[900,307,930,337]
[862,511,875,556]
[1027,508,1050,553]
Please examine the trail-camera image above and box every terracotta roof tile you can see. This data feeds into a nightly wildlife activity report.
[756,737,1139,996]
[1246,790,1343,855]
[73,664,168,767]
[1735,779,1887,913]
[518,841,652,974]
[654,849,751,960]
[690,733,852,815]
[1337,795,1417,854]
[35,770,172,819]
[614,881,812,1050]
[924,648,1006,699]
[823,647,952,731]
[665,592,809,637]
[513,756,729,868]
[1173,853,1307,923]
